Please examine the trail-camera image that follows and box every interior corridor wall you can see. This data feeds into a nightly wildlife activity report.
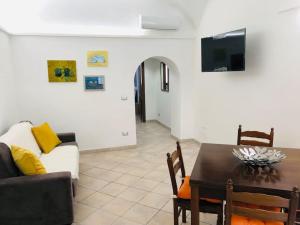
[0,30,18,134]
[144,59,158,121]
[144,58,171,128]
[11,36,195,150]
[194,0,300,147]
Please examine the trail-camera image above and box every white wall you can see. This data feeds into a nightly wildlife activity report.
[11,36,195,150]
[144,58,171,128]
[194,0,300,148]
[144,59,158,121]
[0,30,18,134]
[156,83,171,128]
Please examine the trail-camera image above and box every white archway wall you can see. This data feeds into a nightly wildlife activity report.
[142,57,180,137]
[10,35,195,150]
[153,57,182,139]
[144,59,159,122]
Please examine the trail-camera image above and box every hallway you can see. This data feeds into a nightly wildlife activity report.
[76,122,216,225]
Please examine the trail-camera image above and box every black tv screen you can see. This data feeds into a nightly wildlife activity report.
[201,28,246,72]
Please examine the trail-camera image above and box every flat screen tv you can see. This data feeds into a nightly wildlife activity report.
[201,28,246,72]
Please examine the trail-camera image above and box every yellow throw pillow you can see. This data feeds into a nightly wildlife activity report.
[11,145,47,175]
[31,122,62,154]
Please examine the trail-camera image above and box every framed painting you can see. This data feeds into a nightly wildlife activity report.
[84,76,105,91]
[87,50,108,67]
[47,60,77,82]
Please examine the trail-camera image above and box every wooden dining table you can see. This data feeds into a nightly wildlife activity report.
[190,143,300,225]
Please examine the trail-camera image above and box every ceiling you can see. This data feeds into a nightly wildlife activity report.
[0,0,207,37]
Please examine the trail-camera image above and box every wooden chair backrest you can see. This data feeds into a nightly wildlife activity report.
[166,141,186,196]
[237,125,274,147]
[225,179,299,225]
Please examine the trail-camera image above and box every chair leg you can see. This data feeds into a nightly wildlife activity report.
[182,206,187,223]
[173,199,179,225]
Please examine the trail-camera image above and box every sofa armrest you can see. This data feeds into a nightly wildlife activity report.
[0,172,74,225]
[57,132,76,143]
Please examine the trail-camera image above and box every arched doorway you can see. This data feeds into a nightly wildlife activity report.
[133,56,181,143]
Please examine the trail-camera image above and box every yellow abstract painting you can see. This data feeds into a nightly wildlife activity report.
[48,60,77,82]
[87,51,108,67]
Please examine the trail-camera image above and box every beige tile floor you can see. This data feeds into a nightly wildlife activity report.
[74,121,217,225]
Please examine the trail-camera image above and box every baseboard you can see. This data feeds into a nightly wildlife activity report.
[80,144,137,154]
[181,138,201,144]
[147,120,199,144]
[170,134,201,144]
[146,119,171,130]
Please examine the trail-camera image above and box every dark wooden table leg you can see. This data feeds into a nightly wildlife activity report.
[191,184,199,225]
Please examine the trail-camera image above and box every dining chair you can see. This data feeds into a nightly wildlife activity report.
[225,179,299,225]
[166,141,223,225]
[237,125,274,147]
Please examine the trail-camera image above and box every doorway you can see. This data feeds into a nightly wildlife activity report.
[134,57,174,129]
[133,56,182,144]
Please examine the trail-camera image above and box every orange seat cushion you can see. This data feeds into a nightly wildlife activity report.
[248,219,265,225]
[232,202,283,225]
[232,216,284,225]
[232,215,250,225]
[177,176,221,204]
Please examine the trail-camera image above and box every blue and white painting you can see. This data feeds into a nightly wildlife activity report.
[85,76,105,90]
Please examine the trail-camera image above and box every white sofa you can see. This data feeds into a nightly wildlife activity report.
[0,121,79,180]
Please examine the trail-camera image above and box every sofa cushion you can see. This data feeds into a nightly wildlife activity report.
[0,143,21,178]
[31,122,62,154]
[0,122,42,157]
[40,144,79,179]
[11,145,47,176]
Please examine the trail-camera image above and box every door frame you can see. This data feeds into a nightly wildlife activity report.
[140,62,146,122]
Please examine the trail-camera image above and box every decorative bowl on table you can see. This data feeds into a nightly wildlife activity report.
[232,147,287,166]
